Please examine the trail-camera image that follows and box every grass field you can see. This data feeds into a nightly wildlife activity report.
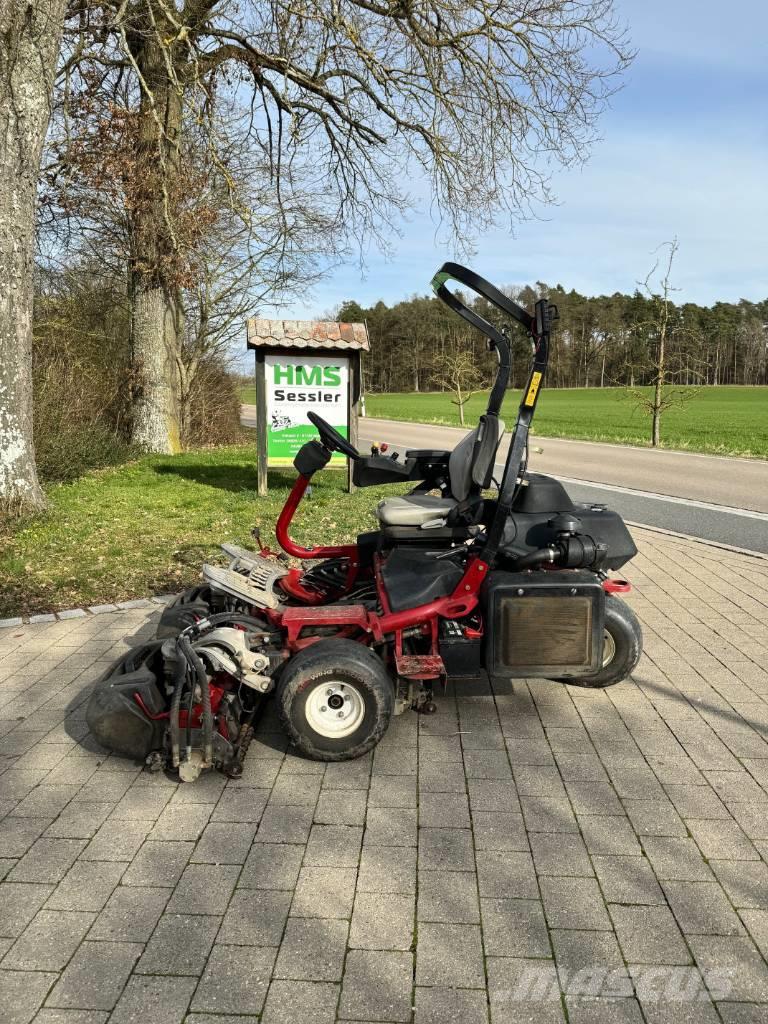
[0,446,406,617]
[363,386,767,458]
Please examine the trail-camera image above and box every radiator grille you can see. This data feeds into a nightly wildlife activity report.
[495,595,593,668]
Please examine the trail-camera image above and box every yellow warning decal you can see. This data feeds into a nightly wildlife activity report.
[524,371,542,407]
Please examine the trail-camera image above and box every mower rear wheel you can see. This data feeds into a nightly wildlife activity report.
[557,594,643,688]
[276,639,394,761]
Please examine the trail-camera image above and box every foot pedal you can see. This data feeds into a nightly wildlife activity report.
[395,653,446,680]
[203,563,287,610]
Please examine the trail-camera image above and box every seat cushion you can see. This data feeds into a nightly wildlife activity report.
[375,494,457,528]
[380,548,464,611]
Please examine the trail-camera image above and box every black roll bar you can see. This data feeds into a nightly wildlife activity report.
[431,262,558,563]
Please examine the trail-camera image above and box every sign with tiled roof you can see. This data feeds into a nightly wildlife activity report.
[247,319,369,351]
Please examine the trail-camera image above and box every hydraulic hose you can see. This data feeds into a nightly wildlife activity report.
[169,653,187,769]
[179,635,213,766]
[513,546,559,570]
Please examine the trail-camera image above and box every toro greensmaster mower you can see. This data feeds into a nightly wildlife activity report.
[87,263,642,780]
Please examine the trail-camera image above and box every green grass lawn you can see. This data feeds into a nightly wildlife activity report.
[0,445,407,617]
[364,386,768,458]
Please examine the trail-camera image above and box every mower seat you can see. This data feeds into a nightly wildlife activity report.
[375,494,457,528]
[375,416,504,530]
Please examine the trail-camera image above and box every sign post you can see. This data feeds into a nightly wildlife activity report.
[247,320,369,496]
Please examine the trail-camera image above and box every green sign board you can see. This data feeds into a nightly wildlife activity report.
[265,353,349,465]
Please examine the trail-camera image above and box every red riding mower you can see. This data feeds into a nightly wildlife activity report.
[87,264,642,781]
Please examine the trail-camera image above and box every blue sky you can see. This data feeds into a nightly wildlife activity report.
[285,0,767,318]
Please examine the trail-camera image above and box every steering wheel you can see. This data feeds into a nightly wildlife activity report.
[307,411,359,459]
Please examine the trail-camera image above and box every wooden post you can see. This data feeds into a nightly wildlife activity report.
[255,349,268,496]
[347,353,360,493]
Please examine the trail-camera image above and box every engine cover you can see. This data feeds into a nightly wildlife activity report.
[482,570,605,679]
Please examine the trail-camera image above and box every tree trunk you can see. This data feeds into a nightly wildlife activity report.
[131,285,183,452]
[128,31,184,453]
[0,0,66,511]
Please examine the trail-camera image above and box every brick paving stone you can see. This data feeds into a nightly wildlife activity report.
[466,778,520,813]
[415,922,485,987]
[1,910,94,971]
[578,815,641,856]
[274,917,348,980]
[487,958,565,1024]
[339,949,413,1022]
[710,859,768,908]
[147,804,211,842]
[357,845,416,894]
[687,934,768,1002]
[552,928,626,973]
[256,804,314,844]
[313,789,367,825]
[417,869,480,923]
[350,891,414,949]
[641,836,715,881]
[87,885,168,942]
[261,979,339,1024]
[322,759,372,790]
[291,866,357,919]
[120,840,192,887]
[740,908,768,958]
[419,826,475,870]
[418,790,470,829]
[238,842,305,890]
[269,773,323,806]
[8,838,86,884]
[472,811,529,852]
[190,944,276,1016]
[364,806,417,847]
[0,882,54,937]
[190,821,257,864]
[661,880,746,936]
[476,849,539,898]
[565,780,624,815]
[663,784,730,819]
[610,904,691,964]
[46,940,142,1010]
[481,897,551,957]
[623,798,688,837]
[0,969,58,1024]
[529,831,594,877]
[44,860,126,917]
[414,985,489,1024]
[33,1011,109,1024]
[0,817,52,858]
[566,996,645,1023]
[43,803,112,840]
[687,818,759,860]
[368,775,416,808]
[166,863,239,914]
[418,761,466,793]
[540,877,612,931]
[79,821,150,862]
[109,975,196,1024]
[135,913,219,975]
[304,824,362,866]
[218,888,292,945]
[210,786,269,823]
[520,795,580,833]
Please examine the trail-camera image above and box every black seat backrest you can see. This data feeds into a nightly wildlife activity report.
[447,415,504,500]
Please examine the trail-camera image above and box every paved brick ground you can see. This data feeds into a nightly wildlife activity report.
[1,527,767,1024]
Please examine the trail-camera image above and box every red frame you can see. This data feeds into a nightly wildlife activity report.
[269,470,630,674]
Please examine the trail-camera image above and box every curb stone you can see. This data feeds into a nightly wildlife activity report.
[0,595,174,628]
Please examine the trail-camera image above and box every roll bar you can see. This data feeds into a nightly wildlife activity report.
[431,261,559,565]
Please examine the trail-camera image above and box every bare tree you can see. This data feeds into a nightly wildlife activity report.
[432,350,487,427]
[0,0,67,512]
[626,240,700,446]
[53,0,632,452]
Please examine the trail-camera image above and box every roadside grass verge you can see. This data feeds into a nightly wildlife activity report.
[0,445,406,617]
[363,386,768,458]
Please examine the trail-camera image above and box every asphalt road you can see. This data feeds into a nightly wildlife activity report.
[240,407,768,554]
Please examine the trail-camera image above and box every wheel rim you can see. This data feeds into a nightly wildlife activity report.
[305,681,366,739]
[602,629,616,668]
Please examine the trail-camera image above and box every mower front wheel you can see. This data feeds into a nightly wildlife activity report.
[276,639,394,761]
[558,594,643,689]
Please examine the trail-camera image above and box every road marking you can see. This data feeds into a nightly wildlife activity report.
[550,474,768,522]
